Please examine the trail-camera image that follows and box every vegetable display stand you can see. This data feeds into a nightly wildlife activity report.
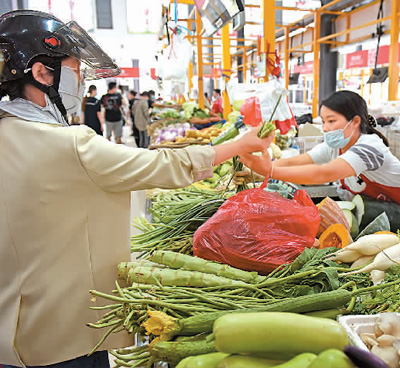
[148,140,209,150]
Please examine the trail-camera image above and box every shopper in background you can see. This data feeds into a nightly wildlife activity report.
[236,90,400,204]
[203,92,212,110]
[100,82,125,144]
[133,91,151,148]
[211,88,223,117]
[0,11,272,368]
[128,89,140,146]
[82,85,103,135]
[118,84,129,128]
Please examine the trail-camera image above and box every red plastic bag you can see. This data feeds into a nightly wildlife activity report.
[193,188,320,275]
[240,96,262,127]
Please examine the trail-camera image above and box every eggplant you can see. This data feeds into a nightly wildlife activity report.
[344,345,390,368]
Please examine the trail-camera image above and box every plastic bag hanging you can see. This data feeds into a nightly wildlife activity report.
[240,96,263,127]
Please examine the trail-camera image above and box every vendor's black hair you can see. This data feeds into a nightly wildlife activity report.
[320,90,389,147]
[0,55,64,100]
[214,88,221,95]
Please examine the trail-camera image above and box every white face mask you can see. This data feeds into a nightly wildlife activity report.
[58,66,85,115]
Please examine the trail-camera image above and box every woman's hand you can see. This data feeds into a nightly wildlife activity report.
[238,149,273,178]
[213,128,274,166]
[236,128,275,155]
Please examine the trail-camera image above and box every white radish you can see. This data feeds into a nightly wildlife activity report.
[325,249,362,263]
[370,270,386,285]
[343,234,399,256]
[340,243,400,276]
[351,255,374,268]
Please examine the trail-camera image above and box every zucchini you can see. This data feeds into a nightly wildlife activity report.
[351,194,365,226]
[148,339,216,366]
[342,209,359,239]
[355,212,390,240]
[214,312,349,359]
[176,352,229,368]
[360,197,400,233]
[218,355,284,368]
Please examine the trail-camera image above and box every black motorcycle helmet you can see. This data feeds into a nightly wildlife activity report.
[0,10,120,122]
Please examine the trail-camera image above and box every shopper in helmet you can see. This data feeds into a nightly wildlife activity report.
[0,10,272,368]
[236,90,400,204]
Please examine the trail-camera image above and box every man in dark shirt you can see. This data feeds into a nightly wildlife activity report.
[101,82,125,144]
[82,85,103,135]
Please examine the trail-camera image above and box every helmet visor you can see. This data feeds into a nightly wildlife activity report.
[54,20,120,80]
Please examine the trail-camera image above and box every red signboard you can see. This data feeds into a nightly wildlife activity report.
[293,61,314,74]
[346,45,400,69]
[346,50,368,68]
[115,67,140,78]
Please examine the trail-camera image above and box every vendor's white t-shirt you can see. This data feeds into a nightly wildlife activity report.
[307,134,400,201]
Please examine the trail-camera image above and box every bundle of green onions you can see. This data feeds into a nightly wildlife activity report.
[131,198,225,258]
[148,186,221,224]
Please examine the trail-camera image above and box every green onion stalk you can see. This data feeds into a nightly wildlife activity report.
[230,93,282,192]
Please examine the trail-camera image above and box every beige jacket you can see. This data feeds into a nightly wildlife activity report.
[132,99,150,131]
[0,114,214,366]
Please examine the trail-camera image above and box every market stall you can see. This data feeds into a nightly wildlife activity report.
[83,92,400,367]
[88,181,400,367]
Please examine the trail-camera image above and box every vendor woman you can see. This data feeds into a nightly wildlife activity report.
[237,90,400,204]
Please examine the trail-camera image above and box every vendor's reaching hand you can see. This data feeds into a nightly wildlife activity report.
[238,149,273,178]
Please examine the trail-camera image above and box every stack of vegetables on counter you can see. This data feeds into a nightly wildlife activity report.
[87,101,400,366]
[88,248,400,367]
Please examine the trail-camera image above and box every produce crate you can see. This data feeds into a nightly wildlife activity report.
[338,313,400,351]
[293,136,324,154]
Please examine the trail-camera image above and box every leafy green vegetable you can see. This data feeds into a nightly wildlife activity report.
[352,265,400,314]
[192,107,209,119]
[232,100,245,111]
[158,110,182,119]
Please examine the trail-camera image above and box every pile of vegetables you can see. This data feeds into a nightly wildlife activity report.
[182,102,210,120]
[88,248,400,367]
[155,109,182,120]
[151,122,194,145]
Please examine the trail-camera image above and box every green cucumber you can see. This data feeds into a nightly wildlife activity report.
[360,196,400,233]
[355,212,390,240]
[342,209,359,239]
[351,194,365,226]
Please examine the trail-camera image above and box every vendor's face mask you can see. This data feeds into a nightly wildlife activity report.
[58,66,85,115]
[323,119,353,149]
